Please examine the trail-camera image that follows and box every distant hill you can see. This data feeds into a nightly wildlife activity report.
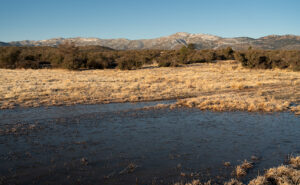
[0,42,11,46]
[1,32,300,50]
[77,45,115,52]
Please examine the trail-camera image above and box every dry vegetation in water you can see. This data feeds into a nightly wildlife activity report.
[235,160,253,177]
[0,60,300,113]
[175,156,300,185]
[289,156,300,168]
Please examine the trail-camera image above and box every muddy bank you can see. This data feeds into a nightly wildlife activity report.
[0,102,300,185]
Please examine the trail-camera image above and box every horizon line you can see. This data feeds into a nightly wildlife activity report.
[1,32,299,43]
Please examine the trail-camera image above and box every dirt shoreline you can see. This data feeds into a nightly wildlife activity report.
[1,60,300,114]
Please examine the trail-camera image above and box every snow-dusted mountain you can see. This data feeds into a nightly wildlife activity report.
[1,32,300,50]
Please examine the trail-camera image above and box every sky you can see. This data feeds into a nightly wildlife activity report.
[0,0,299,42]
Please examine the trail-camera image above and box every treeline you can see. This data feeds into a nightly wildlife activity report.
[0,42,299,71]
[234,49,300,71]
[0,43,234,70]
[0,43,160,70]
[157,45,234,67]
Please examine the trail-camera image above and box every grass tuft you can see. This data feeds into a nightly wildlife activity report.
[235,160,253,177]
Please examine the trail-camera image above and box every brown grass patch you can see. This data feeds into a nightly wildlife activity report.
[224,179,243,185]
[248,165,300,185]
[290,156,300,168]
[235,160,253,177]
[224,162,231,167]
[174,180,211,185]
[291,106,300,115]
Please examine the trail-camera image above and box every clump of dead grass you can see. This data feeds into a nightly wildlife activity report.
[174,180,211,185]
[224,179,243,185]
[290,105,300,115]
[289,156,300,168]
[235,160,254,177]
[176,93,291,112]
[249,156,300,184]
[140,103,171,110]
[224,162,231,167]
[248,165,300,185]
[119,162,138,175]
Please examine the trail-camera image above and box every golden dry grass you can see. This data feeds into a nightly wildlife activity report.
[1,60,300,113]
[235,160,253,177]
[174,180,211,185]
[290,156,300,168]
[248,165,300,185]
[224,179,243,185]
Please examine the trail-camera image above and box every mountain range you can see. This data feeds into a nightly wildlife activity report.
[1,32,300,50]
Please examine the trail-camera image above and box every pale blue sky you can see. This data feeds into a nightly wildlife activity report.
[0,0,299,42]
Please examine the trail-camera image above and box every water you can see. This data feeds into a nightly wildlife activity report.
[0,102,299,185]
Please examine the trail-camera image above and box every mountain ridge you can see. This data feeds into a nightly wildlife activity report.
[1,32,300,50]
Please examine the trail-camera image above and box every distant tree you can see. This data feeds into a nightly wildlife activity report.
[223,47,234,59]
[0,47,21,68]
[87,53,108,69]
[58,42,83,70]
[116,54,143,70]
[179,45,191,64]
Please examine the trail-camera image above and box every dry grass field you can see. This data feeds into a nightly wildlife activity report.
[1,60,300,114]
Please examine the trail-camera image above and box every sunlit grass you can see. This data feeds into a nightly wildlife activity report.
[0,60,299,114]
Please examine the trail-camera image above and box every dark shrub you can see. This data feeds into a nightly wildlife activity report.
[16,60,39,69]
[223,47,234,60]
[62,54,84,70]
[203,50,217,62]
[158,60,172,67]
[117,56,142,70]
[157,51,181,67]
[58,42,86,70]
[234,52,247,66]
[0,47,21,68]
[24,55,35,61]
[0,45,299,71]
[235,50,300,70]
[87,53,106,69]
[38,61,52,68]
